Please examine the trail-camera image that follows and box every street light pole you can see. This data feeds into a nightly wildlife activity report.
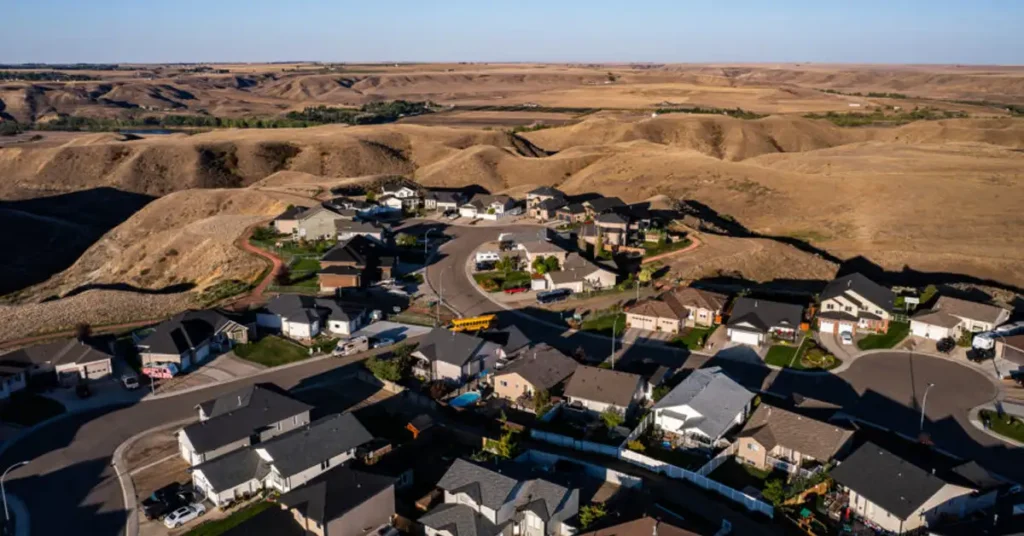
[424,228,436,258]
[611,314,621,368]
[2,460,30,524]
[920,382,936,432]
[436,267,447,327]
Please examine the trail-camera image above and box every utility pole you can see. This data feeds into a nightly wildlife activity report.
[920,382,936,432]
[611,314,621,368]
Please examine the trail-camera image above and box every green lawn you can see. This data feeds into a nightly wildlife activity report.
[183,501,272,536]
[0,393,66,426]
[857,321,910,350]
[290,257,321,272]
[765,343,802,368]
[765,337,842,371]
[580,312,627,337]
[234,335,310,367]
[672,326,717,350]
[643,238,693,257]
[473,270,530,292]
[980,410,1024,443]
[708,458,783,492]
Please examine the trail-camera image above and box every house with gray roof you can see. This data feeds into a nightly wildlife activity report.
[910,295,1011,342]
[726,297,804,346]
[564,365,644,416]
[277,465,395,536]
[190,412,373,507]
[818,273,896,335]
[0,336,115,387]
[136,309,251,375]
[425,190,468,212]
[411,329,503,384]
[652,367,755,446]
[421,458,579,536]
[257,294,367,339]
[735,404,854,476]
[179,383,313,465]
[493,345,578,410]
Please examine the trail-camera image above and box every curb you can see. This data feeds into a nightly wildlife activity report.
[113,417,198,536]
[968,403,1024,448]
[0,401,132,461]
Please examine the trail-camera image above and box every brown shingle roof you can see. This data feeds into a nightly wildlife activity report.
[739,404,853,463]
[628,298,678,320]
[579,517,702,536]
[934,296,1008,324]
[666,287,728,312]
[564,365,642,407]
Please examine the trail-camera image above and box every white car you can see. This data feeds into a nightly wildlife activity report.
[839,332,854,345]
[121,375,140,390]
[163,503,206,529]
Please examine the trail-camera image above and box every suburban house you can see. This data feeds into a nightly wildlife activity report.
[910,296,1011,341]
[726,297,804,346]
[411,329,503,383]
[295,206,346,240]
[191,412,374,507]
[136,310,251,376]
[818,273,895,335]
[593,212,630,246]
[518,240,569,272]
[272,206,308,235]
[578,516,704,536]
[276,465,395,536]
[564,365,644,417]
[544,253,617,293]
[479,325,532,360]
[319,235,396,291]
[583,196,625,217]
[555,203,587,223]
[420,458,579,536]
[178,384,313,465]
[460,194,521,220]
[527,186,567,221]
[336,219,388,243]
[831,442,1003,534]
[493,344,578,410]
[626,286,727,333]
[380,185,421,210]
[0,337,114,387]
[652,367,755,447]
[735,404,854,476]
[424,190,467,212]
[324,197,389,218]
[257,294,368,339]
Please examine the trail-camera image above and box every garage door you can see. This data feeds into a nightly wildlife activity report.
[911,321,944,341]
[819,320,835,334]
[838,323,855,335]
[730,329,762,346]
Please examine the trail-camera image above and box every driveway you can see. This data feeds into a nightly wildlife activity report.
[351,321,431,342]
[622,328,673,346]
[817,330,857,362]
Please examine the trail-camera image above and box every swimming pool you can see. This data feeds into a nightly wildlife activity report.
[449,391,481,408]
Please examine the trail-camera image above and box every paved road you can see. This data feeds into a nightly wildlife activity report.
[0,347,404,536]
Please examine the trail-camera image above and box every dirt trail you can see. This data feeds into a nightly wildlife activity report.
[223,223,284,311]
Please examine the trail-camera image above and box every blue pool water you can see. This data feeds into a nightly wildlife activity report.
[450,391,481,408]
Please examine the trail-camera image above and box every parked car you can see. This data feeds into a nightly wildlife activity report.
[122,374,140,390]
[839,332,854,345]
[476,261,496,272]
[503,286,528,295]
[336,336,370,356]
[142,483,194,520]
[163,503,206,529]
[446,211,459,220]
[936,337,956,354]
[967,347,995,363]
[537,288,571,304]
[75,383,92,399]
[372,337,396,349]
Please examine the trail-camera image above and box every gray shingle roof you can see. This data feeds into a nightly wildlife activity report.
[585,197,625,213]
[263,295,364,323]
[419,503,504,536]
[537,198,567,211]
[437,459,519,509]
[479,325,531,356]
[654,367,755,440]
[139,309,235,356]
[933,296,1009,324]
[274,206,306,221]
[527,186,565,198]
[185,384,312,453]
[277,465,394,526]
[416,329,494,367]
[1,338,112,368]
[259,413,373,477]
[191,448,271,491]
[564,365,642,407]
[495,345,578,392]
[831,442,949,520]
[821,273,894,311]
[727,297,804,333]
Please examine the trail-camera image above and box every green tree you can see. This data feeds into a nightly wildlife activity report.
[491,431,518,459]
[543,256,560,272]
[579,504,607,529]
[762,479,786,506]
[495,255,518,273]
[532,389,551,413]
[365,354,408,382]
[532,255,549,274]
[396,233,418,248]
[638,264,654,284]
[957,330,973,347]
[652,384,671,402]
[365,190,377,202]
[600,407,624,429]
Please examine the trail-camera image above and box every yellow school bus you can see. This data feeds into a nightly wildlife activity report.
[449,315,497,332]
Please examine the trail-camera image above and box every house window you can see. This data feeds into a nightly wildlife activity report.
[320,459,331,470]
[747,443,759,451]
[826,303,834,310]
[844,306,852,312]
[500,380,508,387]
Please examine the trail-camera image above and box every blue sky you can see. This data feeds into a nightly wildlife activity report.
[4,0,1021,64]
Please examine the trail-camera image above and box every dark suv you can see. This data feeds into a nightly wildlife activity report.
[936,337,956,354]
[141,483,196,520]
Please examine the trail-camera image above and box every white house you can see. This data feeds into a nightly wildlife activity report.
[137,310,250,375]
[817,273,895,335]
[257,295,367,339]
[411,329,502,384]
[420,458,579,536]
[380,185,421,210]
[910,296,1011,342]
[544,253,617,294]
[651,366,755,447]
[563,365,644,417]
[191,413,372,507]
[726,297,804,346]
[831,443,1003,534]
[459,194,521,221]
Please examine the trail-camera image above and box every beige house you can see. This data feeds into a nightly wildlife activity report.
[277,467,395,536]
[594,213,630,246]
[626,287,727,333]
[831,443,1002,534]
[295,206,345,240]
[910,295,1011,341]
[818,273,895,335]
[544,253,617,293]
[518,240,569,272]
[626,299,682,333]
[735,404,853,475]
[526,186,566,220]
[272,206,307,235]
[493,345,577,411]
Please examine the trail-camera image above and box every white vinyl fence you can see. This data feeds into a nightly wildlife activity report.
[530,429,621,457]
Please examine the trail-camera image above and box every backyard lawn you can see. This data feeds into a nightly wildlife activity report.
[643,238,693,257]
[580,312,627,337]
[234,335,310,367]
[980,409,1024,443]
[708,458,783,493]
[857,321,911,350]
[641,443,708,470]
[765,342,802,368]
[673,326,716,350]
[183,500,272,536]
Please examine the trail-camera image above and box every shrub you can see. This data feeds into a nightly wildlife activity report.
[579,505,607,529]
[600,407,624,429]
[627,440,646,452]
